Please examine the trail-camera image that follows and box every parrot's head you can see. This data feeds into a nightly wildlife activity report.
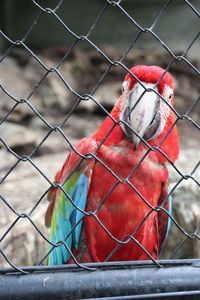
[94,65,179,162]
[119,65,174,149]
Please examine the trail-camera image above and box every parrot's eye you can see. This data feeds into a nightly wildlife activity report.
[168,93,173,100]
[121,86,125,93]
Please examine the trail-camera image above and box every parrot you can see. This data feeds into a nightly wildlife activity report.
[45,65,179,265]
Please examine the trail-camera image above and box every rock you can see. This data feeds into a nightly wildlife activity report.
[29,113,103,156]
[0,122,38,156]
[0,57,40,122]
[37,57,78,112]
[0,152,67,267]
[78,81,121,112]
[0,149,16,171]
[0,54,79,124]
[162,148,200,259]
[174,75,199,117]
[23,56,46,83]
[9,48,32,67]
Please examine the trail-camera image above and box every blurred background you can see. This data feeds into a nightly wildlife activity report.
[0,0,199,268]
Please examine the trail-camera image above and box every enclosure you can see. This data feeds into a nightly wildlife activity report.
[0,0,200,299]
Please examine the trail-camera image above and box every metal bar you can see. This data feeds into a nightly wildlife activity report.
[0,260,200,299]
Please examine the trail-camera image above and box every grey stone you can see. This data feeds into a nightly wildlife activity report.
[0,122,38,149]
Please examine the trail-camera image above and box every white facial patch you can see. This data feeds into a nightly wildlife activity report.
[120,80,130,111]
[159,84,173,132]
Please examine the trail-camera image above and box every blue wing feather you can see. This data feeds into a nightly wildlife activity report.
[70,174,89,249]
[165,193,172,241]
[48,173,88,265]
[159,191,172,254]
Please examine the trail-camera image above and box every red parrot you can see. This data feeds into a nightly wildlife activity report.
[45,65,179,265]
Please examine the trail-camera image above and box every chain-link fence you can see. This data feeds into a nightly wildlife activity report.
[0,0,200,299]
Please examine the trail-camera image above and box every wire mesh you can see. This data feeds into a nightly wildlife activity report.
[0,0,199,288]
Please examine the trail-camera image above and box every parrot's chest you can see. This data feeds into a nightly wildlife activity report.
[96,144,163,185]
[87,145,165,212]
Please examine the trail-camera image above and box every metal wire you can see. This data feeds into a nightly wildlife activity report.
[0,0,199,285]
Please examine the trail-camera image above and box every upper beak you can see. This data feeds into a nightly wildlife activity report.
[123,83,160,148]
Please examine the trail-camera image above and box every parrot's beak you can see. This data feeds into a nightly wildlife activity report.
[123,83,161,149]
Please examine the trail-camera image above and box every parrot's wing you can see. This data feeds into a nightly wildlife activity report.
[45,137,97,265]
[158,181,172,253]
